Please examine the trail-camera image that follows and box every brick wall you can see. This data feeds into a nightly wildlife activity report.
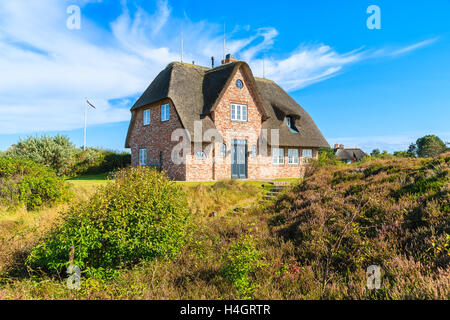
[128,98,187,181]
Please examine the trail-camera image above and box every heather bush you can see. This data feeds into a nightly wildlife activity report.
[269,153,449,299]
[0,156,70,210]
[27,167,191,278]
[222,235,263,299]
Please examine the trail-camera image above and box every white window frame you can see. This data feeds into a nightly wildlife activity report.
[272,148,284,165]
[220,143,227,157]
[288,149,299,164]
[161,104,170,122]
[143,109,151,126]
[230,103,248,122]
[302,149,313,164]
[139,148,147,165]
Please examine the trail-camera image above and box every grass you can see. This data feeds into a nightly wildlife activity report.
[2,155,447,300]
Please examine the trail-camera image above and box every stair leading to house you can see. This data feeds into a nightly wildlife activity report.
[263,181,291,200]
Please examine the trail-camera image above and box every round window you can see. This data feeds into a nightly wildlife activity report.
[236,79,244,89]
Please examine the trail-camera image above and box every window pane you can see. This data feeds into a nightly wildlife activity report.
[288,149,298,164]
[231,104,235,120]
[236,105,241,120]
[143,110,150,125]
[221,144,226,157]
[242,105,247,121]
[302,149,313,158]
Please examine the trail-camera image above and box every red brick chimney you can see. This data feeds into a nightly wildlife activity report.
[222,53,238,65]
[334,144,339,149]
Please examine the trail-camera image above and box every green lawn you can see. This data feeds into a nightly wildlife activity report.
[66,173,301,197]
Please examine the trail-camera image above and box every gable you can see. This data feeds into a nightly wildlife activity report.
[213,66,266,121]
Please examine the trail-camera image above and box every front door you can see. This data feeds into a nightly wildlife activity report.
[231,139,247,179]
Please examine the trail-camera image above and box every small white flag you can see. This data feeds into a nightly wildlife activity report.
[86,99,96,109]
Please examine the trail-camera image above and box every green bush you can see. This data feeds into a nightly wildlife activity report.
[222,235,263,299]
[72,148,131,176]
[7,135,76,176]
[0,156,70,210]
[6,135,131,177]
[27,166,191,278]
[314,147,341,167]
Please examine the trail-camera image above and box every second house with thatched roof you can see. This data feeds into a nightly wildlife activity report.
[125,55,329,181]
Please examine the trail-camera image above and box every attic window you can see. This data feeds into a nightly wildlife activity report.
[231,104,247,122]
[286,116,299,133]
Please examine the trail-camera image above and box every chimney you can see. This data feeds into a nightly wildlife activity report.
[221,53,238,65]
[334,144,339,149]
[211,56,215,68]
[339,144,344,149]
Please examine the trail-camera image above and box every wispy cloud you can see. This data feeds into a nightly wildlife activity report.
[0,0,439,135]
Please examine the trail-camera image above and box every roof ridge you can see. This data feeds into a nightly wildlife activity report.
[254,77,274,83]
[204,61,240,74]
[168,61,210,71]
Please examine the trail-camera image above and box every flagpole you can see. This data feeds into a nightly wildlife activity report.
[83,98,87,151]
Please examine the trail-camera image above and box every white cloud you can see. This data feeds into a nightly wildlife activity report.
[0,0,439,135]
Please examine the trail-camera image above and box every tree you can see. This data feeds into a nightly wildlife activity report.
[371,149,381,157]
[415,135,447,158]
[407,143,417,158]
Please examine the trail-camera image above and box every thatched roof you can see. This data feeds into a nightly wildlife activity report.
[335,148,367,162]
[126,61,328,148]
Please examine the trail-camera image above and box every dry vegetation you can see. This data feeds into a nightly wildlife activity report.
[0,154,449,300]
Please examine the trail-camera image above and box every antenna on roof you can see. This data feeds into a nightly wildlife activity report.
[180,30,184,63]
[263,55,266,79]
[223,22,226,61]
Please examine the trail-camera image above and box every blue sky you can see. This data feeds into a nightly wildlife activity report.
[0,0,449,152]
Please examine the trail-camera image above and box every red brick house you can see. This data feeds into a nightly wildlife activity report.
[125,55,328,181]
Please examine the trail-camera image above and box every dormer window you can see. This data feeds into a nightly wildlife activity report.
[286,116,299,133]
[286,116,292,128]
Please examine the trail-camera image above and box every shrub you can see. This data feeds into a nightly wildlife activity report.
[222,235,263,299]
[314,147,341,167]
[72,148,131,176]
[7,135,76,176]
[27,166,191,278]
[0,156,70,210]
